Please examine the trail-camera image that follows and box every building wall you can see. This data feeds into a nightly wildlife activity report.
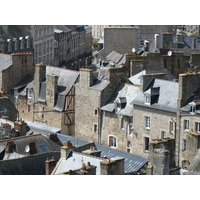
[98,27,139,59]
[101,111,133,153]
[132,105,176,158]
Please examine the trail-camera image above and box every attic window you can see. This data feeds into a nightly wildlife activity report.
[189,102,196,114]
[145,95,151,105]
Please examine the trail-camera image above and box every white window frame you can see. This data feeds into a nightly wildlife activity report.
[144,116,150,130]
[189,102,196,114]
[161,131,166,139]
[145,95,151,105]
[108,136,116,148]
[183,119,189,131]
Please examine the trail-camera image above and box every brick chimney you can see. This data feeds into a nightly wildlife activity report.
[60,140,75,158]
[45,156,57,175]
[100,157,124,175]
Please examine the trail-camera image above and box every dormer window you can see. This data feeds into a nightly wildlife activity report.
[189,102,196,114]
[145,95,151,105]
[115,97,126,112]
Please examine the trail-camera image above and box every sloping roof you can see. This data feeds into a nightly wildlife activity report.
[132,78,178,113]
[56,134,148,173]
[0,54,12,70]
[105,51,124,63]
[0,152,60,175]
[52,152,104,175]
[0,134,61,155]
[129,69,176,85]
[101,83,140,116]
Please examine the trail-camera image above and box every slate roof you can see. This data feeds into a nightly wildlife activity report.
[101,83,140,116]
[0,134,61,155]
[56,134,148,173]
[132,78,179,113]
[0,54,12,70]
[0,151,60,175]
[129,69,176,85]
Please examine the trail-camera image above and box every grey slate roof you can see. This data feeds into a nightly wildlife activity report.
[129,69,176,85]
[132,78,179,113]
[105,51,123,63]
[56,134,148,173]
[0,152,60,175]
[0,54,12,70]
[101,83,141,116]
[0,134,61,155]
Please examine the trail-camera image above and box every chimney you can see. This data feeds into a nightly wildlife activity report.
[28,142,37,155]
[100,157,124,175]
[6,141,16,153]
[140,73,166,91]
[45,157,57,175]
[46,74,58,109]
[82,146,101,157]
[0,123,11,139]
[79,67,94,88]
[14,120,30,136]
[60,140,75,158]
[33,63,46,101]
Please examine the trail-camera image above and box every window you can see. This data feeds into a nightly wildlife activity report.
[127,148,130,153]
[144,137,149,151]
[182,139,186,152]
[94,124,97,132]
[109,136,116,148]
[195,122,200,133]
[28,105,31,112]
[129,125,134,135]
[27,89,33,99]
[144,116,150,130]
[94,109,98,115]
[183,119,189,131]
[121,117,125,130]
[127,141,131,147]
[161,131,166,139]
[145,95,151,105]
[169,121,174,134]
[189,102,196,114]
[41,107,44,119]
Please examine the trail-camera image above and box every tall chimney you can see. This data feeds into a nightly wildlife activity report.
[60,140,75,158]
[79,68,94,88]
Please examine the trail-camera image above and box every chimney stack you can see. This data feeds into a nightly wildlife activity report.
[45,157,57,175]
[79,67,94,88]
[60,140,75,158]
[14,120,30,136]
[6,141,16,153]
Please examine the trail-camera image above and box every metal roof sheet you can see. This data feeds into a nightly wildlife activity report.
[56,134,148,173]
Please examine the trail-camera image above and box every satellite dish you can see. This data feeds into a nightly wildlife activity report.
[132,48,136,53]
[25,145,30,153]
[167,51,172,56]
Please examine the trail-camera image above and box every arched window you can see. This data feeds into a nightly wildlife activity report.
[109,136,116,148]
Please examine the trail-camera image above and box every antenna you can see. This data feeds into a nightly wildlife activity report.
[25,145,30,153]
[132,48,136,53]
[167,51,172,56]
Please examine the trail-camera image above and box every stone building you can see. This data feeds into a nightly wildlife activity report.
[74,66,129,144]
[185,25,200,36]
[16,63,79,136]
[0,25,32,54]
[31,25,92,68]
[0,52,34,93]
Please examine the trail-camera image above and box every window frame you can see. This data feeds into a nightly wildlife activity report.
[183,119,189,131]
[182,139,186,152]
[144,116,150,130]
[144,137,149,151]
[195,121,200,133]
[108,136,117,148]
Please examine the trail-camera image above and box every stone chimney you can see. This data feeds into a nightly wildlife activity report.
[140,73,166,91]
[45,157,57,175]
[46,74,58,109]
[79,67,94,88]
[82,146,101,157]
[60,140,75,159]
[100,157,124,175]
[14,120,30,136]
[33,63,46,101]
